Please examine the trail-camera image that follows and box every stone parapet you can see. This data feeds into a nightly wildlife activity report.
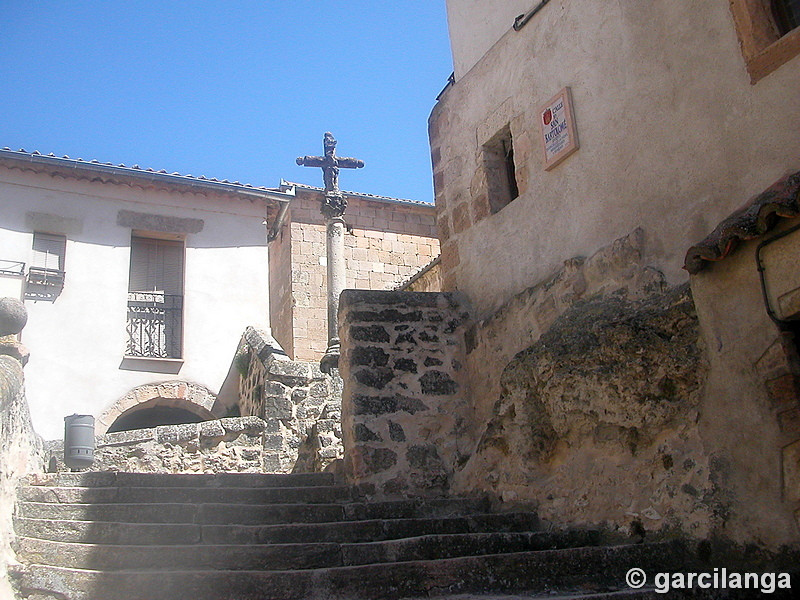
[237,327,343,473]
[45,417,288,474]
[339,290,471,498]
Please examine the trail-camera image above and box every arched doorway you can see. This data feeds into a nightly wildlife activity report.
[97,381,216,434]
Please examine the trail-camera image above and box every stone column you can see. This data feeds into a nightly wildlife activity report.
[325,216,347,365]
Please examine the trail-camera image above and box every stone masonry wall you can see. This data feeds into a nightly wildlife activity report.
[1,299,44,600]
[45,417,279,474]
[270,187,439,361]
[339,290,471,498]
[237,327,342,473]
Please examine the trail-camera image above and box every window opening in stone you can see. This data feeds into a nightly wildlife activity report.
[484,126,519,215]
[772,0,800,35]
[126,236,184,359]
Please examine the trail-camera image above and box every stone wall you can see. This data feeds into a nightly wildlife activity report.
[339,290,471,498]
[0,299,44,599]
[397,256,442,293]
[45,417,281,474]
[237,327,343,473]
[270,186,439,361]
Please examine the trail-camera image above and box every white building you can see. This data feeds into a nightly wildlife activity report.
[0,148,294,440]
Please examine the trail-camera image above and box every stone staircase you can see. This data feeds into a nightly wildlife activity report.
[10,471,692,600]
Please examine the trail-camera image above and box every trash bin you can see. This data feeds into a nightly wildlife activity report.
[64,414,95,470]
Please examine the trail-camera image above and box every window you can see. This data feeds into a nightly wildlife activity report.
[730,0,800,82]
[772,0,800,36]
[126,236,184,359]
[25,232,66,299]
[483,126,519,214]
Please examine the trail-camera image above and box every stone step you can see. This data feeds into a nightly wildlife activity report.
[14,537,343,571]
[16,483,354,505]
[14,530,585,571]
[340,530,601,565]
[23,471,337,489]
[16,496,490,525]
[14,512,540,545]
[14,541,688,600]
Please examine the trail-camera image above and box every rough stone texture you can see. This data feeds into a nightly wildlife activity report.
[0,299,44,600]
[0,298,27,336]
[461,229,669,472]
[457,283,719,537]
[340,290,471,498]
[237,327,343,473]
[45,417,278,474]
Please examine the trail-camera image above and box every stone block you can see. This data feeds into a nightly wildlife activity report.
[389,421,406,442]
[264,396,293,420]
[199,420,225,439]
[354,368,395,390]
[263,434,285,452]
[419,370,459,395]
[268,360,311,386]
[778,407,800,436]
[352,394,429,416]
[765,374,800,408]
[394,358,418,373]
[361,446,398,473]
[156,423,199,445]
[98,428,155,447]
[406,444,441,469]
[452,201,471,234]
[756,334,797,379]
[782,439,800,503]
[219,416,267,435]
[355,423,383,442]
[308,380,330,399]
[352,346,390,368]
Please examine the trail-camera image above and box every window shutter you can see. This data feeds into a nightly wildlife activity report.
[32,233,66,271]
[128,237,184,294]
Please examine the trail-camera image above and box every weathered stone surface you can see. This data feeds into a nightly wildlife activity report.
[354,423,382,442]
[351,346,390,368]
[350,325,390,343]
[419,370,458,395]
[0,297,27,336]
[459,283,715,536]
[354,368,394,390]
[352,394,429,416]
[341,290,471,498]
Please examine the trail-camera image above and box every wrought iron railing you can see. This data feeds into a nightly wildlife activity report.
[0,260,25,276]
[126,293,183,359]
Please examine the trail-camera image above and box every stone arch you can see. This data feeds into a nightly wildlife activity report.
[97,381,216,434]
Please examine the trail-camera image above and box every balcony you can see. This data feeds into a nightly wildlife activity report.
[126,293,183,359]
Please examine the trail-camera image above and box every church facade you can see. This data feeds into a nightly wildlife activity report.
[428,0,800,547]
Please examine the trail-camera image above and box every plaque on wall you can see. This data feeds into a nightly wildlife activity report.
[539,87,579,171]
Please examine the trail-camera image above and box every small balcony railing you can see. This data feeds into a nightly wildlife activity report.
[0,260,25,277]
[126,293,183,359]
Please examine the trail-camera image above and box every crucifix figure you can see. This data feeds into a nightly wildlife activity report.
[297,132,365,219]
[297,132,364,372]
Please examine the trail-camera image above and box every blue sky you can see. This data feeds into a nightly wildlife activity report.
[2,1,453,202]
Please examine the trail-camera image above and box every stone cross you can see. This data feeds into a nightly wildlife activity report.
[296,132,364,219]
[297,133,364,372]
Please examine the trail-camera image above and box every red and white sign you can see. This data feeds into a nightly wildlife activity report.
[539,87,579,171]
